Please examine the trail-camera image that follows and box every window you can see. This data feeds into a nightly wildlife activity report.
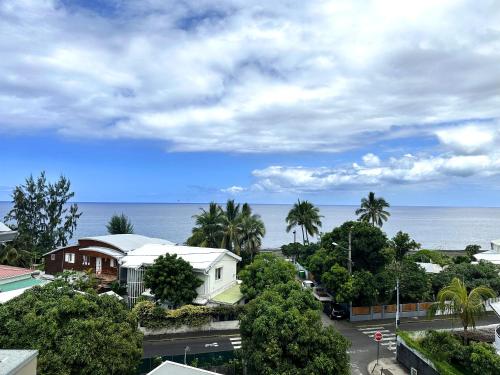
[82,255,90,266]
[64,253,75,263]
[215,267,222,280]
[50,254,55,261]
[110,259,116,268]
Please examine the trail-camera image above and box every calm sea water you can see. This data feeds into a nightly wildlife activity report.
[1,202,499,250]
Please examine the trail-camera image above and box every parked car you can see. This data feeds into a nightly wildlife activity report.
[301,280,315,290]
[327,303,348,320]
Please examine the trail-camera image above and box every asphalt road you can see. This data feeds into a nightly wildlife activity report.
[143,314,500,374]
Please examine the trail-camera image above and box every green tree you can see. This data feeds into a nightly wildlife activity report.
[4,172,81,262]
[106,213,134,234]
[407,249,453,266]
[388,231,420,261]
[351,270,378,306]
[465,244,481,261]
[322,264,352,302]
[286,199,323,244]
[0,283,142,375]
[430,277,495,335]
[239,253,296,300]
[240,282,350,375]
[0,244,31,267]
[187,202,224,248]
[321,221,389,274]
[238,211,266,264]
[355,191,390,227]
[144,254,203,307]
[221,199,241,253]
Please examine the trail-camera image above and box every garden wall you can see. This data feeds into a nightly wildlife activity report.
[396,337,439,375]
[140,320,239,336]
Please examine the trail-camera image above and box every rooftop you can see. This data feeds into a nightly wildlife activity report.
[80,234,175,253]
[148,360,219,375]
[0,350,38,375]
[210,283,244,305]
[0,265,33,281]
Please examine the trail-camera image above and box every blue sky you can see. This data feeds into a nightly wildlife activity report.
[1,1,500,206]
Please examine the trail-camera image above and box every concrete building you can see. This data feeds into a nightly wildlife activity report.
[0,350,38,375]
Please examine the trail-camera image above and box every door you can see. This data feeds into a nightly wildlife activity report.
[96,257,102,274]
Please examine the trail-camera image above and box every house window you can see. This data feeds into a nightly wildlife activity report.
[64,253,75,263]
[110,259,116,268]
[50,254,55,261]
[215,267,222,280]
[82,255,90,266]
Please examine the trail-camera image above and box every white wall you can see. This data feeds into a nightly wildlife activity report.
[205,254,238,299]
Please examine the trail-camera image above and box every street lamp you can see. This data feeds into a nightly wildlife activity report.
[184,346,190,365]
[331,227,353,275]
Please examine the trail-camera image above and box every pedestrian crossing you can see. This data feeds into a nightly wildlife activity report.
[229,336,242,350]
[357,326,397,353]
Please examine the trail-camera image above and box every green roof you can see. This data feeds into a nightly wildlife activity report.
[0,278,47,292]
[211,283,244,305]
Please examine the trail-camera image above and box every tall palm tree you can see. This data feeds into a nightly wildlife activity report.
[238,210,266,261]
[355,192,391,227]
[106,214,134,234]
[286,199,322,244]
[430,277,495,337]
[221,200,241,253]
[188,202,225,248]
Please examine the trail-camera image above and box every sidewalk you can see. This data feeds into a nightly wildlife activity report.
[367,358,407,375]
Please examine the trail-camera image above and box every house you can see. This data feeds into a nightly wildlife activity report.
[147,360,219,375]
[473,238,500,264]
[0,350,38,375]
[43,234,175,283]
[119,243,242,307]
[0,222,17,244]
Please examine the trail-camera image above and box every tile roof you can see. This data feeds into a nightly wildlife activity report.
[0,265,33,281]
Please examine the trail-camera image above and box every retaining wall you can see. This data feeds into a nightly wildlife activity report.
[140,320,239,336]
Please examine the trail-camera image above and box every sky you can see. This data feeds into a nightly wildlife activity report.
[1,0,500,206]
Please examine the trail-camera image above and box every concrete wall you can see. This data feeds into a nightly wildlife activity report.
[396,337,439,375]
[140,320,239,336]
[205,254,238,299]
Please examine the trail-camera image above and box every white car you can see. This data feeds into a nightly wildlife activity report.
[301,280,315,290]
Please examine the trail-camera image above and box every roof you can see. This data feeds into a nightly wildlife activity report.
[0,265,33,281]
[416,262,444,274]
[0,222,17,244]
[147,360,219,375]
[79,246,125,259]
[79,234,175,253]
[0,350,38,375]
[491,239,500,247]
[120,244,241,272]
[0,222,11,232]
[210,283,244,305]
[473,251,500,264]
[99,291,124,300]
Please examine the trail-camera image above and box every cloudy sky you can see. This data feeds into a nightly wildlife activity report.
[1,0,500,205]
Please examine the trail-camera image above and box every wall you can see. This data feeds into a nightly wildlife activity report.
[140,320,240,336]
[205,254,238,299]
[396,337,439,375]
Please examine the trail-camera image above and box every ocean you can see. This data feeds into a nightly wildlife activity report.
[1,202,499,251]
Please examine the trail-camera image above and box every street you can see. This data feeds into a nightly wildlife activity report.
[143,313,500,374]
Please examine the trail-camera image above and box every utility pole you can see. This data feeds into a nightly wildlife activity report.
[348,227,352,275]
[396,277,400,328]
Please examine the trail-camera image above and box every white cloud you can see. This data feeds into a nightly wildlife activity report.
[362,153,381,167]
[221,185,246,194]
[1,1,500,152]
[435,124,498,155]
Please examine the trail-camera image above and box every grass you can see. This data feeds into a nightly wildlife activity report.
[398,331,465,375]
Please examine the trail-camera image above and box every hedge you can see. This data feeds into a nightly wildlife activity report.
[133,301,245,329]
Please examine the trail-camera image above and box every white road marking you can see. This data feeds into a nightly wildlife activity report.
[357,326,385,331]
[233,345,242,349]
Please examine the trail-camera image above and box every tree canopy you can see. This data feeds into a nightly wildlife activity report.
[144,253,203,307]
[239,253,296,300]
[285,199,323,244]
[355,191,390,227]
[4,172,81,262]
[387,231,420,261]
[106,213,134,234]
[240,282,350,375]
[0,283,142,375]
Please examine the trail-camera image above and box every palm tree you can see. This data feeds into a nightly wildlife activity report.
[188,202,225,248]
[286,199,322,244]
[355,192,391,227]
[238,210,266,261]
[430,277,496,337]
[221,200,241,253]
[106,214,134,234]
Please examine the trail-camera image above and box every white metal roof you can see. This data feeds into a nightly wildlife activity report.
[120,243,241,272]
[416,262,444,274]
[0,222,17,243]
[474,251,500,264]
[0,222,11,232]
[148,360,219,375]
[79,234,175,253]
[79,246,124,259]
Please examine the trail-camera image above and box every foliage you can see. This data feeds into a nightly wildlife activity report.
[110,280,127,296]
[430,277,496,333]
[407,249,453,266]
[387,231,420,261]
[453,255,471,264]
[0,244,31,267]
[0,283,142,375]
[355,191,390,227]
[238,206,266,263]
[144,254,203,307]
[321,221,389,274]
[240,282,350,375]
[379,260,431,303]
[322,264,350,302]
[188,202,225,248]
[285,199,323,244]
[280,242,319,264]
[431,261,500,296]
[239,253,296,300]
[351,270,378,306]
[4,172,81,262]
[106,213,134,234]
[465,244,481,260]
[133,301,245,329]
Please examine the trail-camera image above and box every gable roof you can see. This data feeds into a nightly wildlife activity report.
[120,243,241,272]
[79,234,175,253]
[0,222,17,243]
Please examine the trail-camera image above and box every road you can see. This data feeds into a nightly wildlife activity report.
[143,314,500,374]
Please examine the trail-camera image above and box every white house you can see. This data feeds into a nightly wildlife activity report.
[0,222,17,244]
[119,244,242,307]
[473,239,500,264]
[416,262,444,274]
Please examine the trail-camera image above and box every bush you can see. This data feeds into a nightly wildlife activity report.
[133,301,245,329]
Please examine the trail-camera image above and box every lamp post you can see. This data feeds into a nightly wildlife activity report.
[332,226,353,275]
[184,346,190,365]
